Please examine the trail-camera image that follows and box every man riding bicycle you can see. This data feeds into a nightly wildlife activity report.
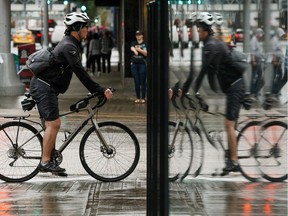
[29,12,113,174]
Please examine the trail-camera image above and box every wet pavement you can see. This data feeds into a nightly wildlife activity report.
[0,177,287,215]
[0,49,287,215]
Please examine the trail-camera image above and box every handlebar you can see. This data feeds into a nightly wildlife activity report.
[21,88,115,113]
[69,88,115,112]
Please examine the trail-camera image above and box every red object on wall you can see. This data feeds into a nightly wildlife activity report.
[17,44,36,89]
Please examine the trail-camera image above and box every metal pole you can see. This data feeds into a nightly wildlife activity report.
[263,0,271,53]
[0,0,10,53]
[43,0,49,48]
[0,0,25,95]
[243,0,250,53]
[147,0,169,215]
[243,0,251,91]
[158,0,169,213]
[262,0,272,93]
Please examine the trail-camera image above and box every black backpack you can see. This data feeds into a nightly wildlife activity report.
[228,48,249,74]
[24,47,55,75]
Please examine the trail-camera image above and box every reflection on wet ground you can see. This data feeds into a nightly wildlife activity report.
[0,178,287,216]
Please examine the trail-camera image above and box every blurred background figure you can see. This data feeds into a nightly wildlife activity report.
[270,28,285,98]
[101,30,114,74]
[249,29,265,99]
[89,32,102,76]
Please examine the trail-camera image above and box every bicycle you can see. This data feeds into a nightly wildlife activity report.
[169,91,285,182]
[0,91,140,183]
[237,112,287,182]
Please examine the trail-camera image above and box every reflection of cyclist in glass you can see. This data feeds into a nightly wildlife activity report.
[29,12,113,174]
[193,12,245,174]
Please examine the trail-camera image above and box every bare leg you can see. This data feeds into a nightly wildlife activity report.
[41,118,61,162]
[224,118,238,162]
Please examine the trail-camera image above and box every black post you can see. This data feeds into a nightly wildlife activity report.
[147,0,169,215]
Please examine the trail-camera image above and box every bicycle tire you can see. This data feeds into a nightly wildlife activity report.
[0,121,42,182]
[257,121,287,182]
[168,121,193,181]
[237,121,262,182]
[79,121,140,182]
[189,126,204,177]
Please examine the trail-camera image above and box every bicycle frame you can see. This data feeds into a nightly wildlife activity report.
[0,99,112,157]
[56,104,111,153]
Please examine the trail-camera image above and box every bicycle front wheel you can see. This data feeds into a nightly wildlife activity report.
[237,121,262,182]
[258,121,287,182]
[168,121,193,181]
[0,121,42,182]
[79,121,140,182]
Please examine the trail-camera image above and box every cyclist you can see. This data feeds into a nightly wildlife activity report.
[29,12,113,174]
[192,12,245,174]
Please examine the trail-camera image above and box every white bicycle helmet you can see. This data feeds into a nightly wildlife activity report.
[213,12,223,26]
[64,12,90,26]
[197,12,214,26]
[189,12,198,23]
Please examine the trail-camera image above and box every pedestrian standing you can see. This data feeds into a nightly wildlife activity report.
[270,28,285,97]
[130,30,147,104]
[89,32,102,76]
[249,29,264,98]
[101,30,114,73]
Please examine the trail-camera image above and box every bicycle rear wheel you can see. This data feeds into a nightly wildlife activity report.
[257,121,287,182]
[168,121,193,181]
[0,121,42,182]
[189,126,203,177]
[237,121,262,182]
[79,121,140,182]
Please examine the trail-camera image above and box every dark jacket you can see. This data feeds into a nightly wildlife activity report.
[193,36,242,93]
[37,35,105,94]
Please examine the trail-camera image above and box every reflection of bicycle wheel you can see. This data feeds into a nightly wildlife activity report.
[0,121,42,182]
[237,121,262,182]
[190,126,203,177]
[258,121,287,182]
[80,121,140,182]
[168,121,193,181]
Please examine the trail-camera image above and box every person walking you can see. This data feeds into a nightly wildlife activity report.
[192,12,245,174]
[89,32,102,76]
[29,12,113,174]
[130,30,147,104]
[101,30,114,73]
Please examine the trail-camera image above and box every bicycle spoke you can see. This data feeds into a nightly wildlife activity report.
[80,121,140,182]
[258,122,287,182]
[0,122,42,182]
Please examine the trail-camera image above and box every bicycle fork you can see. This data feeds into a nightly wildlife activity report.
[90,119,114,155]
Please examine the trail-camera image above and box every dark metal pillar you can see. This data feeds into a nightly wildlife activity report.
[243,0,251,91]
[262,0,272,92]
[43,1,49,48]
[147,0,169,215]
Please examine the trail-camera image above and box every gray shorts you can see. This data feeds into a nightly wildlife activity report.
[225,79,245,121]
[29,77,59,121]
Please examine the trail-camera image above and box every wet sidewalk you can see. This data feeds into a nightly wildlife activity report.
[0,177,287,215]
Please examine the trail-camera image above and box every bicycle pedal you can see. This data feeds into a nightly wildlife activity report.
[53,172,68,177]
